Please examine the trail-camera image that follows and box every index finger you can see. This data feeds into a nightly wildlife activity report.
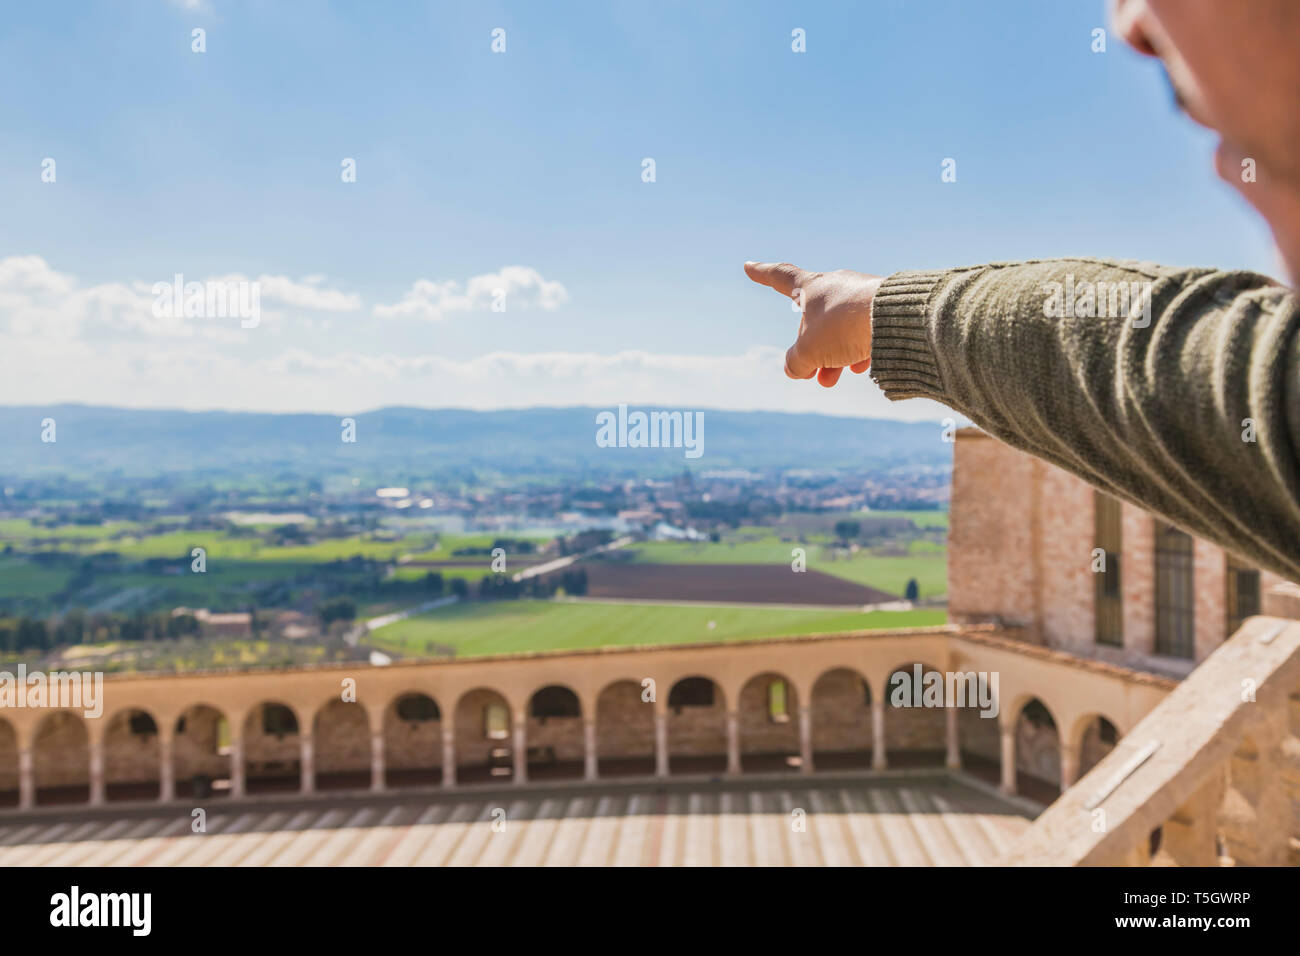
[743,261,805,298]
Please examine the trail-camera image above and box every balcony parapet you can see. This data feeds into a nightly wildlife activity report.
[999,616,1300,865]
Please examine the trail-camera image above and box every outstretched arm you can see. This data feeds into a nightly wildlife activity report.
[745,257,1300,581]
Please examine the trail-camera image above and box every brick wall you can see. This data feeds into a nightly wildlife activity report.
[243,703,302,779]
[313,700,370,774]
[174,705,231,781]
[103,710,161,784]
[453,688,512,768]
[738,674,799,756]
[0,720,17,792]
[667,684,727,757]
[596,681,655,758]
[33,711,88,788]
[949,433,1037,627]
[810,668,872,754]
[950,429,1283,669]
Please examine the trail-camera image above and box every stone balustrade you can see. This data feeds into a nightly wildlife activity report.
[0,622,1173,813]
[1000,615,1300,865]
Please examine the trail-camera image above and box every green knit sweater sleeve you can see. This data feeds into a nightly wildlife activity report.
[868,257,1300,582]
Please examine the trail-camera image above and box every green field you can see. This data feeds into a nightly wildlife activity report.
[623,537,947,599]
[0,555,74,599]
[370,599,946,658]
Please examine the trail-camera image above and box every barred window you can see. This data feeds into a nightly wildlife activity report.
[1154,521,1195,659]
[1094,492,1123,646]
[1225,556,1261,637]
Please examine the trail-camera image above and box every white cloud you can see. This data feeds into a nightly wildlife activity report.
[0,256,946,421]
[373,266,568,321]
[0,256,360,342]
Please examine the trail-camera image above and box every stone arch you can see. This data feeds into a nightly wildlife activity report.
[738,670,800,773]
[882,661,947,768]
[1012,696,1062,801]
[526,684,583,780]
[595,679,654,777]
[312,698,371,790]
[243,700,302,795]
[383,691,443,788]
[0,717,18,807]
[955,672,1001,785]
[102,707,161,802]
[173,703,232,799]
[32,711,89,805]
[1074,713,1121,779]
[666,675,726,774]
[810,666,873,769]
[454,687,514,784]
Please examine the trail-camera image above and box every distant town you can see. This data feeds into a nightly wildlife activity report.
[0,458,950,674]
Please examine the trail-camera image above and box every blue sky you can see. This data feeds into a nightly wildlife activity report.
[0,0,1280,418]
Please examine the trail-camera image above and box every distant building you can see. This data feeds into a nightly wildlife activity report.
[172,607,253,639]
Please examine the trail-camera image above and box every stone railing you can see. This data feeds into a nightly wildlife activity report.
[999,615,1300,865]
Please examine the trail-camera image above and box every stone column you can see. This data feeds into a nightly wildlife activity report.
[1059,741,1080,789]
[18,748,34,810]
[945,705,961,770]
[999,727,1017,796]
[370,731,385,793]
[583,719,598,781]
[512,718,527,784]
[871,698,887,770]
[725,711,741,775]
[441,727,456,788]
[299,734,314,794]
[654,712,669,777]
[89,740,105,806]
[798,705,814,774]
[230,736,246,799]
[159,733,175,802]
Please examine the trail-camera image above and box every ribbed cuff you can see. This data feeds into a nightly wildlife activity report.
[868,270,949,401]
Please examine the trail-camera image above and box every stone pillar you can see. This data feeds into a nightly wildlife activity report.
[1161,773,1228,866]
[945,705,961,770]
[999,727,1017,796]
[230,736,246,799]
[583,719,598,781]
[798,705,814,774]
[299,734,314,794]
[1060,741,1080,789]
[89,740,105,806]
[654,712,669,777]
[725,711,741,775]
[441,727,456,788]
[18,748,34,810]
[159,733,175,802]
[512,718,527,784]
[871,698,887,770]
[370,731,385,793]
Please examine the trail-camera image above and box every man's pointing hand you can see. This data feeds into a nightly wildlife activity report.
[743,261,882,388]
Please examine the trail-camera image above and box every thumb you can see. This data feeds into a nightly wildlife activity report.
[744,261,805,298]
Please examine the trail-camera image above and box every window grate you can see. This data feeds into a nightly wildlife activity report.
[1094,492,1123,646]
[1154,521,1194,659]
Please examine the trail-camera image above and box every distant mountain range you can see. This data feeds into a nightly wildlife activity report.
[0,405,953,479]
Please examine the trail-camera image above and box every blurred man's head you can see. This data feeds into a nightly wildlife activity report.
[1112,0,1300,280]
